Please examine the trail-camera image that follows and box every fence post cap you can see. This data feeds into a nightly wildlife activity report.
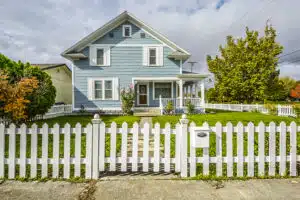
[92,114,102,124]
[180,114,189,124]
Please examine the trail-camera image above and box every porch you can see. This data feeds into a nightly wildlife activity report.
[132,73,207,114]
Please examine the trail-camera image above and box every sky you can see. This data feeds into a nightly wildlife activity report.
[0,0,299,80]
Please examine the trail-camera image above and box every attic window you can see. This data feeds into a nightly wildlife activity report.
[109,32,114,38]
[122,25,132,37]
[140,32,145,38]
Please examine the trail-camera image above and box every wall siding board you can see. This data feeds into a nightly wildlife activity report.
[73,21,181,109]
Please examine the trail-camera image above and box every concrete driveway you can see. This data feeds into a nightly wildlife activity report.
[0,178,300,200]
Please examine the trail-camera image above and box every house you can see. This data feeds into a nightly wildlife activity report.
[32,63,72,104]
[290,83,300,101]
[61,11,207,113]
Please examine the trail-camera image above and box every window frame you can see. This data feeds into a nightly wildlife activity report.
[153,81,173,100]
[92,78,114,100]
[122,25,132,37]
[149,48,157,66]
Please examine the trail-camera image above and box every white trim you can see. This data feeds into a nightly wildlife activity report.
[61,12,190,57]
[137,83,149,106]
[132,77,179,81]
[89,44,166,47]
[152,81,173,100]
[122,25,132,37]
[73,107,122,111]
[71,63,75,111]
[88,78,116,101]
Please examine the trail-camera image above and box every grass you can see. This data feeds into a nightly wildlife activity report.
[152,112,300,127]
[28,115,141,127]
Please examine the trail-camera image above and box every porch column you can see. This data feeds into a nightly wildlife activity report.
[195,82,199,98]
[200,80,205,106]
[179,80,183,108]
[187,85,191,97]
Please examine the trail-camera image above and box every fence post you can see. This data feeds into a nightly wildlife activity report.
[92,114,102,179]
[159,95,163,115]
[180,114,189,177]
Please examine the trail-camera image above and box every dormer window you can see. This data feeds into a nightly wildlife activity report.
[122,25,132,37]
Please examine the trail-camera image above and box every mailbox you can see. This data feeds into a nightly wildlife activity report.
[190,127,210,148]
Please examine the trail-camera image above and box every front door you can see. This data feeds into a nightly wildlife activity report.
[138,84,148,105]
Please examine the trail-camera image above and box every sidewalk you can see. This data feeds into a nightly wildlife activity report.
[1,178,300,200]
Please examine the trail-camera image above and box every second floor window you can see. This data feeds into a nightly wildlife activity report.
[123,25,132,37]
[149,48,156,65]
[96,49,104,65]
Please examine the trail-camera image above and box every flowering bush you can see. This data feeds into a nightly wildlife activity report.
[121,84,135,115]
[164,101,174,115]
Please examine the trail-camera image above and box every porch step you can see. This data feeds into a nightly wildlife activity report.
[133,107,161,116]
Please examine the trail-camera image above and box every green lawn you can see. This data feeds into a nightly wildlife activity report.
[28,115,141,127]
[153,112,300,127]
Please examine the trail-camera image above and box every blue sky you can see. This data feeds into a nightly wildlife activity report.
[0,0,299,79]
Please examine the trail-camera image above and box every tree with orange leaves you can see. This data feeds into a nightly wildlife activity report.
[0,71,38,123]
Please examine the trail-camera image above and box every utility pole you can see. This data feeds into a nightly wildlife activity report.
[187,61,197,73]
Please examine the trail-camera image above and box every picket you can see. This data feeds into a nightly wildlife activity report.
[164,123,171,172]
[237,122,244,177]
[75,123,82,177]
[269,122,276,176]
[0,123,4,178]
[216,122,222,177]
[30,124,38,178]
[8,124,16,179]
[64,123,71,179]
[132,122,139,172]
[121,122,128,172]
[247,122,254,177]
[154,123,160,172]
[85,123,93,178]
[202,122,210,175]
[143,122,150,172]
[226,122,233,177]
[110,122,117,171]
[290,122,297,176]
[0,116,299,180]
[189,122,196,177]
[19,124,27,178]
[175,123,181,172]
[258,122,265,176]
[279,122,286,176]
[42,123,49,178]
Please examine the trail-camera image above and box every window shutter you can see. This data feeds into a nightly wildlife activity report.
[143,46,149,66]
[157,46,164,66]
[89,46,97,66]
[87,78,94,100]
[113,77,119,100]
[105,47,111,66]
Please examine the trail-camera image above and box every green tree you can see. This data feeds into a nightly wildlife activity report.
[279,76,297,98]
[207,25,283,103]
[0,54,56,120]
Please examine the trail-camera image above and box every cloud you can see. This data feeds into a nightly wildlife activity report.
[0,0,299,79]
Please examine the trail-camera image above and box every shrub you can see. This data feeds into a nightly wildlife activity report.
[121,84,135,115]
[293,105,300,117]
[164,101,174,115]
[264,103,277,115]
[186,100,195,114]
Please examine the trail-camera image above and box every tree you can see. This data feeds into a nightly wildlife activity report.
[279,76,297,99]
[0,54,56,119]
[207,25,283,103]
[0,71,38,123]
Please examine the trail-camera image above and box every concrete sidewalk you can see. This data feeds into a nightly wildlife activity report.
[0,178,300,200]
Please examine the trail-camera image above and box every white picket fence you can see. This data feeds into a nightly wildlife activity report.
[36,104,73,119]
[205,103,297,117]
[0,115,299,179]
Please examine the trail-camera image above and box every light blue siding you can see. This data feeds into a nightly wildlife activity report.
[73,21,181,110]
[93,22,161,45]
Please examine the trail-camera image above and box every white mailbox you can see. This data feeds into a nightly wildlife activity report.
[190,127,210,148]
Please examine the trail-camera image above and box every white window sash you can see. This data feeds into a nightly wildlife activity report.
[122,25,132,37]
[88,78,118,100]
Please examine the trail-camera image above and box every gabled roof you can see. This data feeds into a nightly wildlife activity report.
[61,11,190,58]
[32,63,71,76]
